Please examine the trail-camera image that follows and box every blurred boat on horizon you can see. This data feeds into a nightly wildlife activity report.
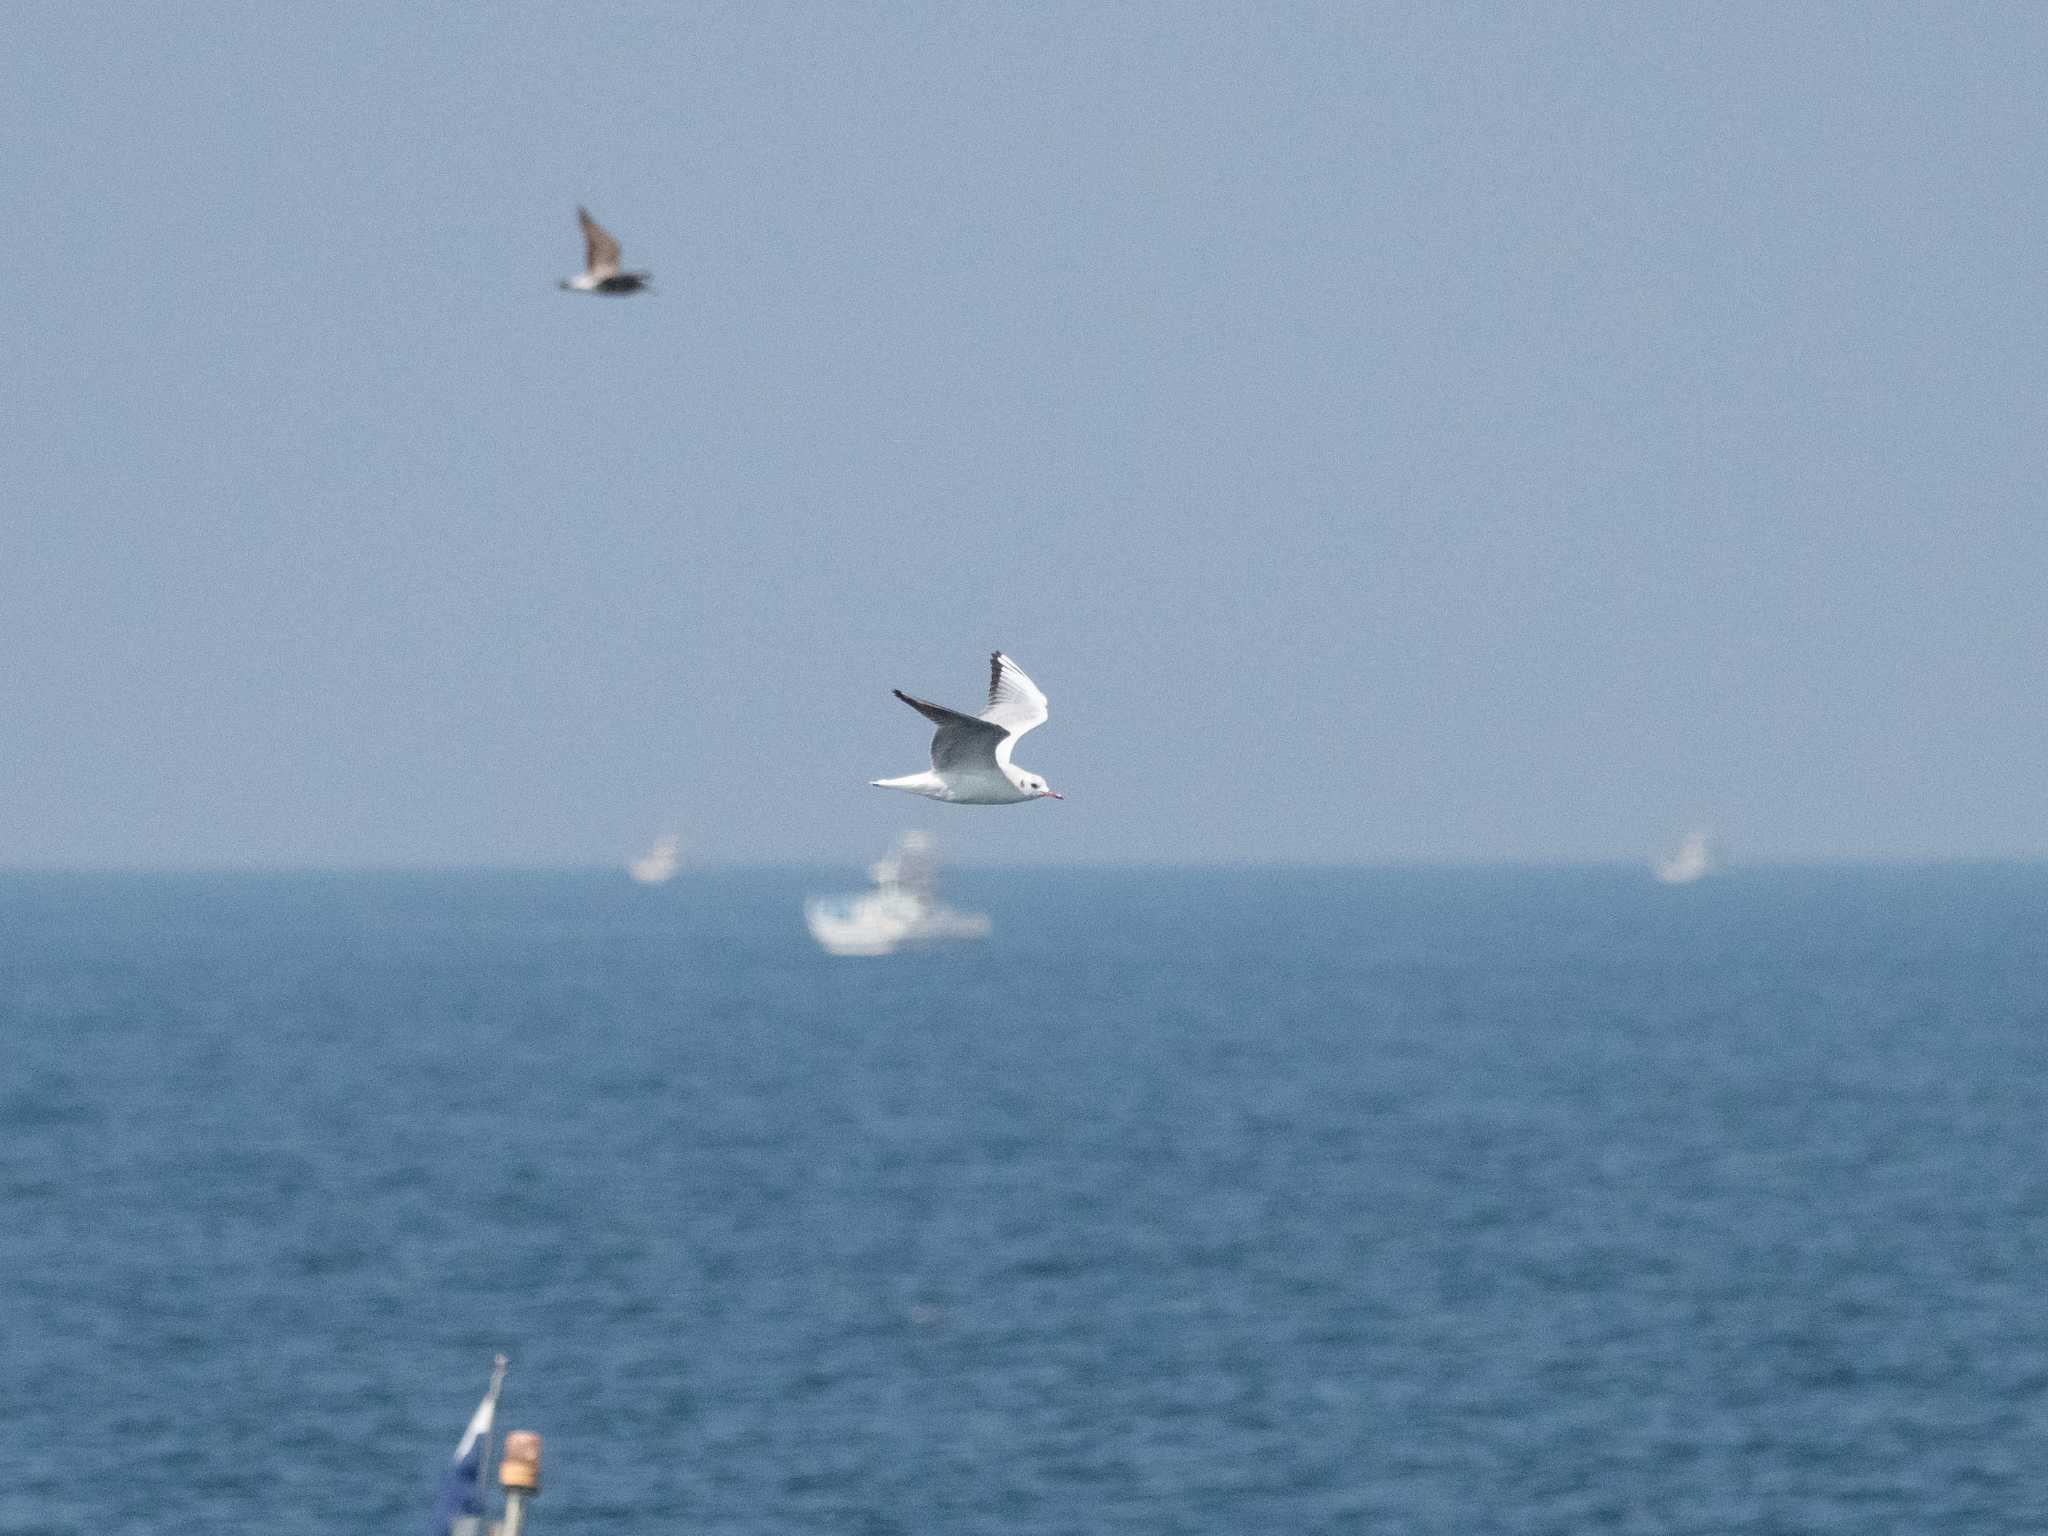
[1655,830,1715,885]
[804,832,990,956]
[628,833,681,885]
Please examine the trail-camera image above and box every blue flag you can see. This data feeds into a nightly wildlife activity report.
[431,1356,507,1536]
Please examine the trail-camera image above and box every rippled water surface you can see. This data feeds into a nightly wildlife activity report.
[5,865,2048,1534]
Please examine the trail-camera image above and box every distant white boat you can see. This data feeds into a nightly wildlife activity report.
[805,832,990,956]
[628,833,681,885]
[1654,831,1714,885]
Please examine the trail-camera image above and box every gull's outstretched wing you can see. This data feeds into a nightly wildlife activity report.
[578,207,623,280]
[980,652,1049,740]
[894,690,1006,772]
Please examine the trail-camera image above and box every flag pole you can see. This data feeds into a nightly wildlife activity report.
[478,1353,508,1511]
[432,1355,513,1536]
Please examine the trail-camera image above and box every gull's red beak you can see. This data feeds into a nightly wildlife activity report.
[1046,790,1064,799]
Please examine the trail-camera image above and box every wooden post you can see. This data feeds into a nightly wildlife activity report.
[498,1430,542,1536]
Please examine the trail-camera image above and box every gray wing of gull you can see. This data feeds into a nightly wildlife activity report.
[578,207,623,279]
[894,690,1008,772]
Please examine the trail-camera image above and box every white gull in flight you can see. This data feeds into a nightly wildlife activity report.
[872,652,1063,805]
[559,207,652,295]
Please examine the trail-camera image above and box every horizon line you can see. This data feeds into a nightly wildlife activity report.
[2,853,2045,878]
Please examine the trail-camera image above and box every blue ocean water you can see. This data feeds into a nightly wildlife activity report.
[4,865,2048,1534]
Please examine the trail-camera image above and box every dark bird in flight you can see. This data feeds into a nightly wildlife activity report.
[560,207,652,295]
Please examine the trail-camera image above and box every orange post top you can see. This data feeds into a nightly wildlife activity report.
[499,1431,543,1492]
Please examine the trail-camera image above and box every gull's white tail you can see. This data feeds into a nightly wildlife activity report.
[871,772,944,795]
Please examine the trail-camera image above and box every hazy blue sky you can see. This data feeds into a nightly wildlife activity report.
[3,4,2043,868]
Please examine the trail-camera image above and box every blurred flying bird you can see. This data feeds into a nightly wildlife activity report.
[559,207,652,295]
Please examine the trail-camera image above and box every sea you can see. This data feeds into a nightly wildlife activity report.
[4,864,2047,1535]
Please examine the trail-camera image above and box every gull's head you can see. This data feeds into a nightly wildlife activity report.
[1020,775,1062,801]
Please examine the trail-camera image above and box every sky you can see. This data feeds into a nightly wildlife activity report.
[2,4,2043,869]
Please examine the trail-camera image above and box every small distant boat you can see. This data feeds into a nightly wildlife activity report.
[805,832,990,956]
[628,833,681,885]
[1654,830,1714,885]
